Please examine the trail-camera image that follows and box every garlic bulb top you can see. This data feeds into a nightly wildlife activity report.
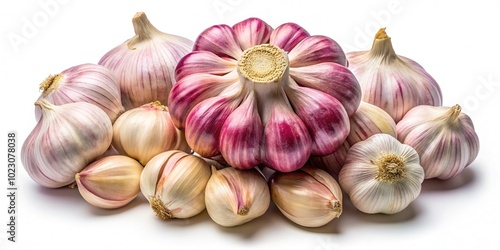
[99,12,193,110]
[310,101,397,176]
[21,100,113,188]
[168,17,361,172]
[339,134,424,214]
[36,63,124,123]
[397,104,480,179]
[346,28,442,122]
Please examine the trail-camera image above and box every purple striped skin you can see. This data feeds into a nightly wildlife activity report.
[219,92,263,170]
[170,17,360,172]
[185,95,241,157]
[397,105,479,180]
[290,62,361,116]
[288,35,347,67]
[285,85,349,156]
[261,101,312,172]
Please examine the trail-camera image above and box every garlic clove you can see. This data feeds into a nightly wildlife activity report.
[232,17,273,50]
[185,95,241,157]
[269,166,343,227]
[288,35,347,67]
[289,62,361,116]
[36,63,124,123]
[140,150,212,219]
[205,166,270,227]
[346,28,443,122]
[175,51,237,81]
[112,101,189,166]
[194,24,242,59]
[310,101,397,176]
[339,134,424,214]
[285,84,349,156]
[75,155,143,209]
[269,22,310,52]
[397,104,479,179]
[99,12,193,110]
[219,91,263,170]
[21,100,113,188]
[168,72,239,129]
[261,99,312,172]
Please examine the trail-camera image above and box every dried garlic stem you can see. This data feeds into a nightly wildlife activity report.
[238,44,288,83]
[40,74,63,96]
[373,154,406,183]
[150,197,174,220]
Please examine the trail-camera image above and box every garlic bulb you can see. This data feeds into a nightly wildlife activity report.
[339,134,424,214]
[140,150,211,219]
[36,63,124,123]
[310,101,397,176]
[168,17,361,172]
[112,101,190,166]
[99,12,193,110]
[205,166,270,227]
[75,155,143,209]
[21,100,113,188]
[269,166,342,227]
[346,28,442,122]
[397,104,480,180]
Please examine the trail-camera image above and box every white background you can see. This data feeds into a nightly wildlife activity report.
[1,0,499,249]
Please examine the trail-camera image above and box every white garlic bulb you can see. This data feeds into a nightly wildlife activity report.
[205,166,270,227]
[269,166,342,227]
[346,28,442,122]
[397,104,480,180]
[339,134,424,214]
[310,101,397,176]
[112,101,190,165]
[36,63,124,123]
[140,150,211,219]
[21,100,113,188]
[99,12,193,110]
[75,155,143,209]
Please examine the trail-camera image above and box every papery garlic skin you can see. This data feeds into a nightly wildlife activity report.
[310,101,397,176]
[397,104,479,180]
[269,166,342,227]
[36,63,124,123]
[99,12,193,110]
[346,28,442,122]
[75,155,143,209]
[140,150,211,219]
[169,17,360,172]
[112,101,190,165]
[205,166,270,227]
[21,100,113,188]
[339,134,424,214]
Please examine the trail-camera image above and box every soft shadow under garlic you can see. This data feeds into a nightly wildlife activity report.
[421,167,477,192]
[88,195,147,216]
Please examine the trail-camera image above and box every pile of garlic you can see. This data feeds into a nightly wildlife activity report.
[21,13,479,229]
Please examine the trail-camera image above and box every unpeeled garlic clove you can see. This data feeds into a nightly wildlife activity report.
[205,166,270,227]
[310,101,397,176]
[339,134,424,214]
[269,166,343,227]
[140,150,211,219]
[99,12,193,110]
[397,104,480,180]
[112,101,190,166]
[346,28,443,122]
[75,155,143,209]
[21,100,113,188]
